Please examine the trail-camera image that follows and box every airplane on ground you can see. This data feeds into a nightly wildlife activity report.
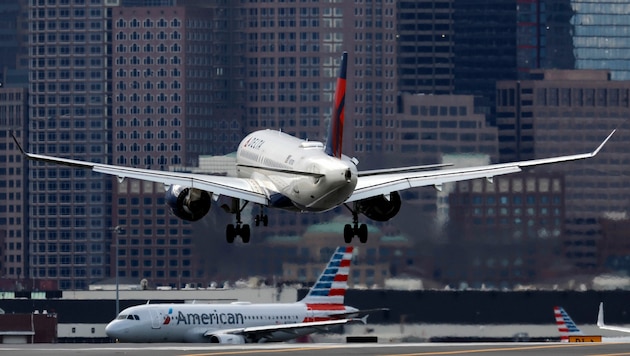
[12,52,617,244]
[554,306,583,342]
[597,302,630,333]
[105,246,380,343]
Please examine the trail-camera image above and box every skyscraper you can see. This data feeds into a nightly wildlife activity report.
[110,4,243,285]
[27,0,114,290]
[0,88,27,281]
[516,0,630,81]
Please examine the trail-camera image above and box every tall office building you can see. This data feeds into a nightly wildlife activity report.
[28,0,115,290]
[0,1,24,75]
[395,1,519,125]
[497,70,630,269]
[0,88,28,282]
[0,0,28,284]
[396,0,455,95]
[516,0,630,81]
[110,4,243,285]
[440,172,566,288]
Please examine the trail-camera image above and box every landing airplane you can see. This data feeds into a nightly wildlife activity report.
[105,246,377,343]
[597,302,630,333]
[12,52,616,244]
[554,306,583,342]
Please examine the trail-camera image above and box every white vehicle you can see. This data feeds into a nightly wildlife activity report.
[597,302,630,333]
[13,52,616,243]
[105,246,376,343]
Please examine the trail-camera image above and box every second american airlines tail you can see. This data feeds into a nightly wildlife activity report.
[554,306,583,342]
[105,246,381,343]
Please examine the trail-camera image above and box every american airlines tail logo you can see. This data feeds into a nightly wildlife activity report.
[163,308,173,325]
[302,246,353,307]
[554,306,582,342]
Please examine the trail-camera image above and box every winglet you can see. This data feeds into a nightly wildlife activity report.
[324,52,348,159]
[10,130,26,156]
[591,129,616,157]
[597,302,605,327]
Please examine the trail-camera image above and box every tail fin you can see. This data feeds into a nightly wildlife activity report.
[554,306,583,342]
[597,302,605,328]
[324,52,348,159]
[300,246,353,305]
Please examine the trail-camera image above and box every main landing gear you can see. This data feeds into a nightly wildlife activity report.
[223,199,268,244]
[344,203,368,244]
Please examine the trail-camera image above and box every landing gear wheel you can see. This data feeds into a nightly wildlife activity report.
[255,205,268,227]
[342,202,370,244]
[241,224,251,243]
[226,224,236,243]
[343,224,354,244]
[358,224,368,243]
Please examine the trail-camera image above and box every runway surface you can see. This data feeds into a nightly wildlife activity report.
[2,342,630,356]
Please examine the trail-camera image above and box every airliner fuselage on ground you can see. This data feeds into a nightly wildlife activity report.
[105,246,373,343]
[106,302,353,343]
[12,52,616,244]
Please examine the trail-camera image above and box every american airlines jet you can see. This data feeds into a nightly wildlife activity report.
[104,246,375,343]
[13,52,616,243]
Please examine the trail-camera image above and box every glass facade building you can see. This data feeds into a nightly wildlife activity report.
[517,0,630,80]
[570,0,630,80]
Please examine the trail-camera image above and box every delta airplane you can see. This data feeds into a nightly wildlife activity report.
[554,306,583,342]
[104,246,376,343]
[12,52,616,244]
[597,302,630,333]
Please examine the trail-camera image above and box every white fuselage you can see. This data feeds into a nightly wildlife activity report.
[236,130,358,212]
[105,302,355,343]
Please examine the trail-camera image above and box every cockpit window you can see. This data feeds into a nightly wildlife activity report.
[116,313,140,321]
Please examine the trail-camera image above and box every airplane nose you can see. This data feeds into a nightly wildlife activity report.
[105,321,124,340]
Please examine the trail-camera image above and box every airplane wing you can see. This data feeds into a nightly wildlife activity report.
[347,130,616,202]
[597,302,630,333]
[328,307,389,320]
[203,318,355,342]
[11,133,269,205]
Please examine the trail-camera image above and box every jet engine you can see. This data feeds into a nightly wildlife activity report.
[208,333,246,344]
[356,191,401,221]
[165,185,211,222]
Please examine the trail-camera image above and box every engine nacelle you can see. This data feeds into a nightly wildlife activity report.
[356,191,401,222]
[165,185,211,222]
[208,333,246,344]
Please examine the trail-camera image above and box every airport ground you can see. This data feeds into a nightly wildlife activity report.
[2,342,630,356]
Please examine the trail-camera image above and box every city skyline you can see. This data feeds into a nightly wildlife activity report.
[1,0,630,290]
